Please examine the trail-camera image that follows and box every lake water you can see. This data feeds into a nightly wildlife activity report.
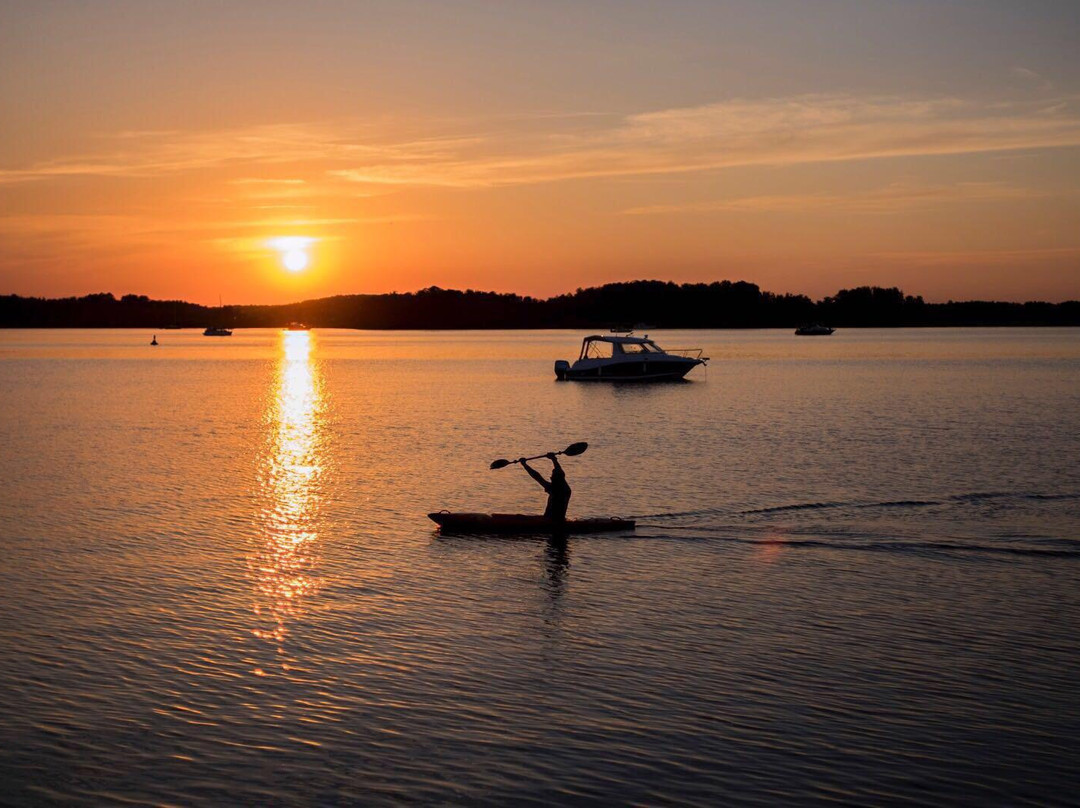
[1,328,1079,805]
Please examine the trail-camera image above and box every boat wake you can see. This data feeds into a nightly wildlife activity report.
[629,531,1080,558]
[739,499,938,515]
[625,490,1080,559]
[632,490,1080,521]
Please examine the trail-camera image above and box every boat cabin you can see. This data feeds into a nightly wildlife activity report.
[578,335,668,360]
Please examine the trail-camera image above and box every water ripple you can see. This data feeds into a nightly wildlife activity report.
[2,329,1080,804]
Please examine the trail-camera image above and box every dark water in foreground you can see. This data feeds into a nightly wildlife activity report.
[1,328,1079,806]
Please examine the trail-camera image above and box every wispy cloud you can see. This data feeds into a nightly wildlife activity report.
[871,246,1080,267]
[2,93,1080,191]
[620,182,1051,216]
[209,214,426,254]
[0,211,417,257]
[1012,66,1054,93]
[326,94,1080,188]
[229,178,308,186]
[0,123,482,184]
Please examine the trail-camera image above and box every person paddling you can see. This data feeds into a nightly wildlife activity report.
[520,453,572,521]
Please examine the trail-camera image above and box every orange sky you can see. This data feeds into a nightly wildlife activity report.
[2,1,1079,304]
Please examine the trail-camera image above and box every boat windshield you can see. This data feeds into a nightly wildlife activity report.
[583,340,614,359]
[616,341,661,355]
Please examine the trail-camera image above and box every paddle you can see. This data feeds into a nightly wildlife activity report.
[490,442,588,470]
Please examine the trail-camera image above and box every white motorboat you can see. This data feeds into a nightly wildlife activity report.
[554,334,707,381]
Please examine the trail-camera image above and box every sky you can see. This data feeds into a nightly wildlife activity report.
[1,0,1079,304]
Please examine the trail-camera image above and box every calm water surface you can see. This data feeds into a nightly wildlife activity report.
[1,328,1079,805]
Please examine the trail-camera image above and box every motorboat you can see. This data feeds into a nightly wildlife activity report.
[284,322,310,331]
[429,512,635,535]
[794,324,835,336]
[555,333,707,381]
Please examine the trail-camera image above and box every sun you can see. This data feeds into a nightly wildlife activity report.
[283,249,308,272]
[268,236,315,273]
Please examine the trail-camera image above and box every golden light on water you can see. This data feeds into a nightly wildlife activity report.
[251,330,324,661]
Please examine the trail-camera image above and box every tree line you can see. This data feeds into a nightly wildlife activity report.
[2,281,1078,328]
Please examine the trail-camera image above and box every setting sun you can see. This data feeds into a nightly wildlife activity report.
[283,249,308,272]
[269,237,315,273]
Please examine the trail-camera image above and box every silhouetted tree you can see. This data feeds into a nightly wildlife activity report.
[1,282,1076,328]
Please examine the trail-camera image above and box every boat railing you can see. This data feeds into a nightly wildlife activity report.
[664,348,705,360]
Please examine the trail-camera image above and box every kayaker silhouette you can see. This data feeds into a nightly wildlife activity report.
[429,442,631,534]
[520,453,572,521]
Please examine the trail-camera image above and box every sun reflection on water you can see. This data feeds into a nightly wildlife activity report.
[251,330,324,663]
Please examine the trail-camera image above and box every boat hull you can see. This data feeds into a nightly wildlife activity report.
[557,358,702,381]
[429,512,635,535]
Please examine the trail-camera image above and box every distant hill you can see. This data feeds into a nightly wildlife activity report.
[1,282,1078,328]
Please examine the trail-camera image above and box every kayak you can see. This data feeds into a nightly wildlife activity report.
[429,512,635,535]
[428,512,636,535]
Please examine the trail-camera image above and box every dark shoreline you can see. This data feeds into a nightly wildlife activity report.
[3,281,1079,329]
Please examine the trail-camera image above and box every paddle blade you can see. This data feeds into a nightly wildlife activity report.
[490,458,512,470]
[563,441,588,457]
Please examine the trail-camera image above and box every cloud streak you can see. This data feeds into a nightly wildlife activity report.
[620,182,1052,216]
[2,93,1080,190]
[0,123,482,184]
[871,246,1080,267]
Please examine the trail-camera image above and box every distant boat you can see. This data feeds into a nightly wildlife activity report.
[204,295,233,336]
[150,335,158,346]
[284,322,310,331]
[795,324,835,336]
